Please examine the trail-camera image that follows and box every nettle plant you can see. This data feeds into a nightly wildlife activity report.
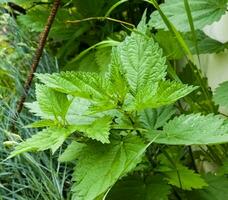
[10,16,228,200]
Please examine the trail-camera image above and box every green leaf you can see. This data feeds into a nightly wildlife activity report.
[71,135,147,200]
[36,72,112,102]
[139,105,176,131]
[184,30,228,54]
[186,174,228,200]
[59,141,86,162]
[24,101,47,118]
[214,81,228,108]
[107,47,128,101]
[149,114,228,145]
[74,116,112,143]
[136,81,196,110]
[160,163,207,190]
[35,84,70,121]
[107,174,171,200]
[17,6,84,40]
[118,15,167,96]
[149,0,228,32]
[9,126,76,158]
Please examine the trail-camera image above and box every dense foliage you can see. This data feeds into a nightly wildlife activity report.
[1,0,228,200]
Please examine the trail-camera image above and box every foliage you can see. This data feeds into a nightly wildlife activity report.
[1,0,228,200]
[214,81,228,108]
[149,0,228,32]
[148,114,228,145]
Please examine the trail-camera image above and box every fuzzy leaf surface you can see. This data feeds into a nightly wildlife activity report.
[71,135,147,200]
[35,84,70,120]
[160,164,207,190]
[135,81,196,110]
[9,127,76,157]
[118,14,167,96]
[73,116,112,143]
[148,114,228,145]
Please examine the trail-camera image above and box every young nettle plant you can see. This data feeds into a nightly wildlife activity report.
[9,16,228,200]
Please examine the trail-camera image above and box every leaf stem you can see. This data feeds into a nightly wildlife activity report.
[66,17,135,28]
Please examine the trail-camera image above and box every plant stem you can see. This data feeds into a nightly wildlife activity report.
[11,0,61,131]
[66,17,135,28]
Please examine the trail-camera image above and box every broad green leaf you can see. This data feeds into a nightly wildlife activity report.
[139,105,176,131]
[184,30,228,54]
[214,81,228,108]
[59,141,86,162]
[24,101,48,118]
[35,84,70,121]
[36,72,112,102]
[65,97,117,126]
[136,81,196,110]
[149,0,228,32]
[118,14,167,96]
[148,114,228,145]
[186,174,228,200]
[107,174,171,200]
[71,135,147,200]
[160,163,207,190]
[9,126,76,158]
[74,116,112,143]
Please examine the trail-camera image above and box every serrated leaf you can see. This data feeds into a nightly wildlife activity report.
[214,81,228,108]
[71,135,148,200]
[136,81,196,110]
[24,101,47,118]
[35,84,70,121]
[74,116,112,143]
[148,114,228,145]
[118,15,167,96]
[160,163,207,190]
[139,105,176,131]
[9,126,76,158]
[186,174,228,200]
[107,47,128,101]
[184,30,228,54]
[107,174,171,200]
[149,0,228,32]
[36,72,113,102]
